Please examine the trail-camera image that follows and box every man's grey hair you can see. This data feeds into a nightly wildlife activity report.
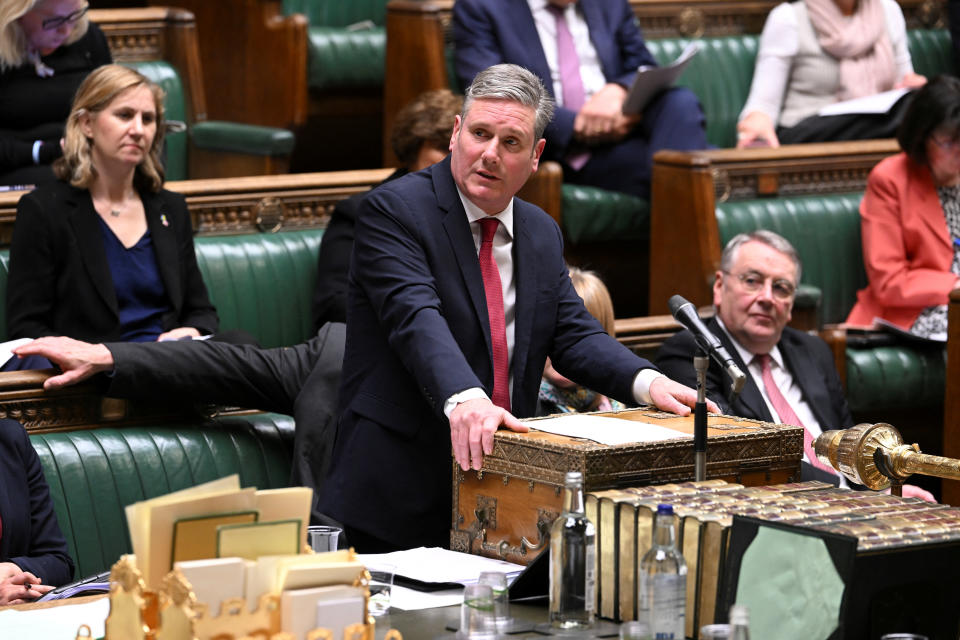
[720,230,803,283]
[462,64,555,141]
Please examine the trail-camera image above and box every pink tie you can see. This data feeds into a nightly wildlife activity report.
[478,218,511,411]
[547,4,590,171]
[756,354,835,475]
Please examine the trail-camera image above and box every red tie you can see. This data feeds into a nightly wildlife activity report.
[756,354,835,474]
[478,218,511,411]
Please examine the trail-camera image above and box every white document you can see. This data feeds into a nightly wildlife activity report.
[622,41,701,115]
[528,413,691,445]
[0,595,109,639]
[357,547,523,586]
[0,337,34,367]
[389,584,466,611]
[817,88,911,117]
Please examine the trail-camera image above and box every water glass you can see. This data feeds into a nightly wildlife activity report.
[458,583,498,639]
[367,564,395,617]
[477,571,509,626]
[700,623,731,639]
[620,620,651,640]
[307,525,342,552]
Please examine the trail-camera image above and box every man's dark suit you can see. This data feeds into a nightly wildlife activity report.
[0,419,75,586]
[452,0,707,198]
[656,318,852,483]
[319,156,652,548]
[8,180,218,342]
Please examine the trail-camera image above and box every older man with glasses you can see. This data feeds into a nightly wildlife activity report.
[656,230,854,485]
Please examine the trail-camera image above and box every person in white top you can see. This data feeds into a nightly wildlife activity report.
[737,0,927,148]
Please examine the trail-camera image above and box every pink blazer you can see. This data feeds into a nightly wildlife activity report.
[846,153,957,330]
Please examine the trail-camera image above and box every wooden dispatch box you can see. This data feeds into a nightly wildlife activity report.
[450,408,803,565]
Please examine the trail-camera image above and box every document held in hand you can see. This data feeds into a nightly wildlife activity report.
[622,41,701,115]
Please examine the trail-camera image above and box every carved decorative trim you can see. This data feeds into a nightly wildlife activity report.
[100,29,164,62]
[677,7,706,38]
[716,166,873,201]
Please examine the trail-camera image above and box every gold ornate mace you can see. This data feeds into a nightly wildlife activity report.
[814,423,960,492]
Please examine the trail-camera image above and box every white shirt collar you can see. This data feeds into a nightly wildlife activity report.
[456,186,515,240]
[714,315,784,370]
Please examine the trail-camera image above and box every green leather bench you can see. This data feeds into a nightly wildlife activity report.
[282,0,388,92]
[30,412,295,580]
[549,28,955,246]
[714,192,946,416]
[194,230,325,348]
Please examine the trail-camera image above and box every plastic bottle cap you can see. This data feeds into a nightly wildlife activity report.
[656,504,674,515]
[729,604,749,625]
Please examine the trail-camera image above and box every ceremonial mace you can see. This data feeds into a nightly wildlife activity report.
[814,423,960,496]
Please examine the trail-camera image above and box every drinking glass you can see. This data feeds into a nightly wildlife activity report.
[307,525,342,552]
[477,571,509,627]
[458,583,497,639]
[367,564,395,617]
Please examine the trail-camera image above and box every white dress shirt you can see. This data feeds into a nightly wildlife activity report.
[444,189,661,416]
[526,0,608,106]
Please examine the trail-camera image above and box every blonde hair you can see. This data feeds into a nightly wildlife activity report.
[569,266,616,337]
[55,64,166,192]
[0,0,90,71]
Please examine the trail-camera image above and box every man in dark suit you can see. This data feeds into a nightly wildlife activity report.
[17,64,711,552]
[657,230,853,485]
[453,0,707,199]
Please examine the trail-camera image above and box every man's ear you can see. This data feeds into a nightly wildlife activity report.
[530,138,547,171]
[449,114,462,152]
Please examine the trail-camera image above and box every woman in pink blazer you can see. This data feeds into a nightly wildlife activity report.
[847,75,960,337]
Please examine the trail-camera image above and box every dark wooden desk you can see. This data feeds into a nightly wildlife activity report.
[385,601,551,640]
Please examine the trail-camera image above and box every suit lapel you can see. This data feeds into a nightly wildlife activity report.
[515,2,555,97]
[579,0,615,79]
[434,160,490,351]
[67,189,118,315]
[144,191,181,309]
[909,160,952,254]
[510,205,535,408]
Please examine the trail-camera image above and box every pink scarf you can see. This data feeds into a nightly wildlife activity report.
[805,0,896,100]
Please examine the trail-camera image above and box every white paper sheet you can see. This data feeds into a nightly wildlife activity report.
[817,88,910,116]
[357,547,523,586]
[389,585,465,611]
[528,414,691,445]
[0,595,109,639]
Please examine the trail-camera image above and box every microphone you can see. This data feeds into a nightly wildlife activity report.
[668,295,746,397]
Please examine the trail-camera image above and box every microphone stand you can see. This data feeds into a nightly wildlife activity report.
[694,346,709,481]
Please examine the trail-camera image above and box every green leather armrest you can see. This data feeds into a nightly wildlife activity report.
[561,184,650,244]
[190,121,295,156]
[794,283,821,312]
[845,345,945,414]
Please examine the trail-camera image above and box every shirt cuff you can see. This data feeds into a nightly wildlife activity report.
[443,387,489,419]
[632,368,665,406]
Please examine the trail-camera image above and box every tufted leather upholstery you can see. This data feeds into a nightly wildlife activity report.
[194,230,324,348]
[284,0,388,91]
[714,193,944,413]
[128,61,295,182]
[560,184,649,244]
[907,29,955,78]
[647,36,758,149]
[30,413,295,579]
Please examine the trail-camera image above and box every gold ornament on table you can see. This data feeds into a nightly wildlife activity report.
[815,423,960,490]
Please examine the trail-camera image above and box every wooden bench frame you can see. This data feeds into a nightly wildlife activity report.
[90,7,290,179]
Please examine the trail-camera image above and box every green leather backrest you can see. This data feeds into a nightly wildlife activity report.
[124,61,188,182]
[194,230,324,348]
[647,36,759,149]
[715,193,867,325]
[907,28,955,78]
[283,0,388,26]
[30,413,295,579]
[561,184,649,243]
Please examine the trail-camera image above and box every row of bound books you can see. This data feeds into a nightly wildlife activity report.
[585,479,960,638]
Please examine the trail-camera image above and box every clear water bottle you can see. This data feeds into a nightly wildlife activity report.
[637,504,687,639]
[549,471,596,629]
[729,604,750,640]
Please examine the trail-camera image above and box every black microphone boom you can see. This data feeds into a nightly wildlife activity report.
[668,295,746,398]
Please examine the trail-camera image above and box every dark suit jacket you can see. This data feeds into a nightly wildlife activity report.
[318,157,652,548]
[453,0,656,160]
[8,180,218,342]
[0,419,74,586]
[107,322,346,527]
[312,169,406,333]
[656,318,853,484]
